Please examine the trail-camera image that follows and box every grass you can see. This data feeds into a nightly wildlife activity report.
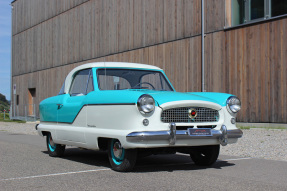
[239,126,287,130]
[0,113,26,123]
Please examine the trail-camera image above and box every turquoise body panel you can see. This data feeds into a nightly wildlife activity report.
[57,94,87,123]
[39,66,234,123]
[39,96,59,122]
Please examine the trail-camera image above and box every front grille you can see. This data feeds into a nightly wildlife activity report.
[176,125,217,130]
[161,107,219,123]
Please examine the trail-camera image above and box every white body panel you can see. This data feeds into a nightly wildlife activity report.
[37,100,240,150]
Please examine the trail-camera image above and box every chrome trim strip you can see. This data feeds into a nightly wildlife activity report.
[126,129,243,143]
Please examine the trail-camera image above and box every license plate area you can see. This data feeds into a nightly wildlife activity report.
[188,128,212,136]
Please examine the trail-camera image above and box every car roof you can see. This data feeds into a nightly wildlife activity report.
[73,62,162,71]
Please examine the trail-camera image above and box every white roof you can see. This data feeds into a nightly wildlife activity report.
[64,62,162,93]
[73,62,162,70]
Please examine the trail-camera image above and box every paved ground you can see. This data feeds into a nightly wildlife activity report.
[1,132,287,191]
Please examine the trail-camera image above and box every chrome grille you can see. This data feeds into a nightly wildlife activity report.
[161,107,219,123]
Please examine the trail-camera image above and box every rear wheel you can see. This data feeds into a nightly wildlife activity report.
[46,133,65,157]
[108,139,137,172]
[190,145,220,166]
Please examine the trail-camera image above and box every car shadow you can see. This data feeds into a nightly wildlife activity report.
[42,148,111,168]
[133,154,235,173]
[42,148,235,172]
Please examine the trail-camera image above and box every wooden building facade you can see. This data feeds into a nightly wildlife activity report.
[11,0,287,123]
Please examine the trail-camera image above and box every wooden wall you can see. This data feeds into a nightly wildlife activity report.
[12,37,202,116]
[12,0,207,76]
[12,0,89,35]
[12,0,287,123]
[204,19,287,123]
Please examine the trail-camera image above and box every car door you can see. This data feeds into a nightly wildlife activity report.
[56,68,94,144]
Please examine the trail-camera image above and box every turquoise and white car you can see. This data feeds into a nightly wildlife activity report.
[37,62,243,171]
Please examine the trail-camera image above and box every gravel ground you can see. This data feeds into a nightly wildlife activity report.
[220,128,287,161]
[0,122,39,135]
[0,122,286,162]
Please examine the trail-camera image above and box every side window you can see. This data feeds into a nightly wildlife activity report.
[86,71,94,94]
[69,69,94,96]
[58,82,65,95]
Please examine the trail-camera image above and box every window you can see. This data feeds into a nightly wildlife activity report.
[250,0,265,20]
[86,71,94,94]
[98,74,131,90]
[271,0,287,17]
[69,69,94,96]
[230,0,287,26]
[141,73,172,91]
[97,69,173,91]
[232,0,245,26]
[58,82,65,95]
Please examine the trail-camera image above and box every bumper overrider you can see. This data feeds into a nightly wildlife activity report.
[126,123,243,146]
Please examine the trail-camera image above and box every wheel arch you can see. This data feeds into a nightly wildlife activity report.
[98,137,111,151]
[40,131,51,137]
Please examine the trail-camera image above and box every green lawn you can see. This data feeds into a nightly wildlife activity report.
[239,126,287,130]
[0,113,26,123]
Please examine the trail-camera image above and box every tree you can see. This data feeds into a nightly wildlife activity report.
[0,93,9,112]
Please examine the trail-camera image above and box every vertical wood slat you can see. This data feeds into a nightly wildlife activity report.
[187,36,201,92]
[205,0,225,33]
[132,0,144,49]
[163,0,176,41]
[281,19,287,123]
[91,0,101,58]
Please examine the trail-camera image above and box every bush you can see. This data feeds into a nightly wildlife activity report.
[0,112,25,123]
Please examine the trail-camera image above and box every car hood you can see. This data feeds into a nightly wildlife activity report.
[146,91,226,106]
[87,90,232,107]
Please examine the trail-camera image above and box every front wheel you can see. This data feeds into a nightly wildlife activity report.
[190,145,220,166]
[46,133,65,157]
[108,139,137,172]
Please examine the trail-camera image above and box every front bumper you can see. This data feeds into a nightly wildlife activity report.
[126,124,243,146]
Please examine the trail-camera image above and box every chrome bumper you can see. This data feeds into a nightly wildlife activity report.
[126,124,243,146]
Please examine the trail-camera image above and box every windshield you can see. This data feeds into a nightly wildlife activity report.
[97,69,174,91]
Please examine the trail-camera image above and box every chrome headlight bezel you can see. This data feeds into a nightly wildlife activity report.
[137,94,155,114]
[227,96,241,113]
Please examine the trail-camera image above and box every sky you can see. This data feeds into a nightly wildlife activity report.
[0,0,11,101]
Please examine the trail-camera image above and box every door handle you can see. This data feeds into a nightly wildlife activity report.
[57,104,63,109]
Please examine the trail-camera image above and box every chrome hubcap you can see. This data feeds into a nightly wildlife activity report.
[113,141,123,158]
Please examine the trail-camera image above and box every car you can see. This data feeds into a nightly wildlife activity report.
[36,62,243,171]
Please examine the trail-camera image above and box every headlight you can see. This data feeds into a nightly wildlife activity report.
[137,94,155,114]
[227,96,241,113]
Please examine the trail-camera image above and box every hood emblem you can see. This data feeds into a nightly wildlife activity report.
[188,108,197,119]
